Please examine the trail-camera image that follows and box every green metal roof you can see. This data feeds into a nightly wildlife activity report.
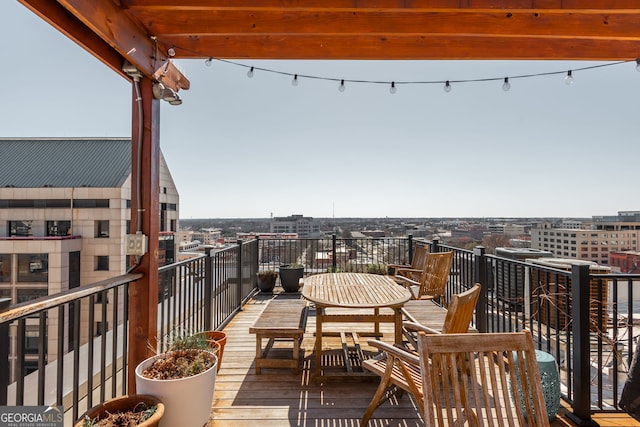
[0,138,132,188]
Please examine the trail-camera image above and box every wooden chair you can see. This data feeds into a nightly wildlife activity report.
[418,330,550,427]
[360,284,481,426]
[395,251,454,300]
[403,283,480,350]
[388,244,429,283]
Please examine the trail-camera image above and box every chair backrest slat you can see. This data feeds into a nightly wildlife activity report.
[418,251,454,300]
[418,331,550,427]
[441,283,481,334]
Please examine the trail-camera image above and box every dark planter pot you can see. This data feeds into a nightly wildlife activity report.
[257,275,277,292]
[279,265,304,292]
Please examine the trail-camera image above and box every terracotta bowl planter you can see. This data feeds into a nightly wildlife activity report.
[75,394,164,427]
[195,330,227,372]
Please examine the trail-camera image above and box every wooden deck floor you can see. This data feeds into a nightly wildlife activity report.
[207,291,639,427]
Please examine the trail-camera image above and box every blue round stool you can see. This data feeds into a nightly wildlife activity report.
[512,349,561,421]
[534,350,561,420]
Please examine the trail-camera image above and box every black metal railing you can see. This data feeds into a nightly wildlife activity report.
[0,274,140,423]
[257,235,639,422]
[1,235,637,424]
[256,235,414,275]
[0,240,258,424]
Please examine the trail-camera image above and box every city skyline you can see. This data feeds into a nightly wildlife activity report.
[1,2,639,219]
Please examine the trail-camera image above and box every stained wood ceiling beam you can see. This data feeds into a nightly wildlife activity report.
[122,0,640,10]
[165,34,640,60]
[22,0,189,91]
[19,0,126,78]
[135,9,640,40]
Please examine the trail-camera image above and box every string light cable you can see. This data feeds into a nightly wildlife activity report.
[201,57,636,92]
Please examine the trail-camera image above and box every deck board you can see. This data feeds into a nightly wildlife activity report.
[207,291,640,427]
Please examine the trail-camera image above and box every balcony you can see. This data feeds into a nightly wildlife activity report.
[1,237,639,425]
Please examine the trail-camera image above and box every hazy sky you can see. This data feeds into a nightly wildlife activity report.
[2,2,638,219]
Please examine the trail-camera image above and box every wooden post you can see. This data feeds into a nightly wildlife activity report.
[127,77,160,392]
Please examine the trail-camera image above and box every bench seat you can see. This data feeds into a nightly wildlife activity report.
[249,299,308,374]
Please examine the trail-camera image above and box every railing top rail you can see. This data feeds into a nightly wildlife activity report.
[0,273,143,324]
[158,254,206,272]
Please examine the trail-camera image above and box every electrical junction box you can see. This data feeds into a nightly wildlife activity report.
[125,234,148,256]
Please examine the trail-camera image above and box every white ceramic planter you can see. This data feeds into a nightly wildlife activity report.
[135,351,217,427]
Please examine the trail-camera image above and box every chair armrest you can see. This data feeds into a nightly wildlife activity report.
[396,268,422,274]
[403,321,440,335]
[387,263,410,269]
[393,275,420,287]
[367,339,420,365]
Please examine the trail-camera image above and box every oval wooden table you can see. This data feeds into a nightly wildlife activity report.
[301,272,412,380]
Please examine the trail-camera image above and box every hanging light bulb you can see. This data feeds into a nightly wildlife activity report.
[502,77,511,91]
[636,58,640,72]
[292,74,299,86]
[247,66,254,78]
[205,57,213,67]
[564,70,574,85]
[389,82,397,94]
[167,47,176,57]
[444,81,452,92]
[339,79,346,92]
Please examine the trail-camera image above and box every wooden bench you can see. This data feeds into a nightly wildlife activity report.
[249,299,308,374]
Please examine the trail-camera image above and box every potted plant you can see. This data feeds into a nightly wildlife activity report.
[257,270,278,292]
[194,330,227,372]
[76,394,164,427]
[366,263,388,275]
[135,329,218,427]
[279,263,304,292]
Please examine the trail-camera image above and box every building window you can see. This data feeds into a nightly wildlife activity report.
[0,254,10,282]
[25,329,41,354]
[17,254,48,282]
[16,288,47,303]
[95,256,109,271]
[46,220,71,236]
[171,219,177,232]
[9,220,32,237]
[0,288,11,304]
[73,199,109,208]
[95,321,109,337]
[95,220,109,238]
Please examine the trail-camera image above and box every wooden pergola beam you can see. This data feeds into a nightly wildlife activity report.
[19,0,127,79]
[20,0,189,91]
[165,34,640,61]
[122,0,640,9]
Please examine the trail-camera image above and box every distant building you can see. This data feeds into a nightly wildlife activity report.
[0,138,179,379]
[609,251,640,274]
[189,228,223,245]
[361,230,385,238]
[237,232,297,240]
[530,211,640,265]
[270,214,320,238]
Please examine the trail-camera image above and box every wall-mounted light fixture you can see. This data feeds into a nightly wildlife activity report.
[152,82,182,105]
